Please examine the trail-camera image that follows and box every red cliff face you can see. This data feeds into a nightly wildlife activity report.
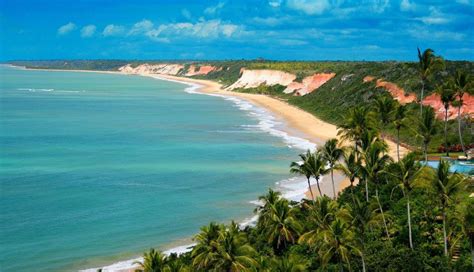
[284,73,336,96]
[364,76,417,105]
[422,93,474,120]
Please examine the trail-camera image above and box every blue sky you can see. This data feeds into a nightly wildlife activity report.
[0,0,473,61]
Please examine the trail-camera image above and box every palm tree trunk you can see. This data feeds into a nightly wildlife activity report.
[331,169,336,199]
[443,210,448,257]
[444,106,449,157]
[407,194,413,249]
[420,81,425,117]
[315,176,323,197]
[365,179,369,202]
[376,188,390,239]
[361,253,366,272]
[307,177,314,200]
[397,128,400,162]
[457,104,466,156]
[424,142,428,164]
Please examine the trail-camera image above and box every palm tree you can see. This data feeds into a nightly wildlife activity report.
[337,106,376,153]
[290,150,315,200]
[307,150,330,197]
[386,153,422,249]
[461,198,474,268]
[336,148,360,200]
[393,104,408,161]
[417,47,444,116]
[255,188,281,219]
[213,223,259,272]
[134,248,168,272]
[432,159,467,257]
[360,141,392,238]
[263,199,303,252]
[298,196,340,244]
[191,222,223,270]
[437,80,456,157]
[452,70,472,156]
[269,253,308,272]
[373,95,396,139]
[321,139,344,199]
[318,219,361,272]
[416,107,437,163]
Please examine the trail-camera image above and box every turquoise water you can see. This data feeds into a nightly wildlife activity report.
[0,66,303,271]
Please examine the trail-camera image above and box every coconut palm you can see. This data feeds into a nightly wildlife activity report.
[336,148,360,200]
[360,141,392,238]
[373,95,396,139]
[417,47,444,116]
[134,248,168,272]
[416,107,437,163]
[269,253,308,272]
[393,104,408,161]
[307,150,330,197]
[290,150,315,200]
[433,159,467,256]
[191,222,223,270]
[452,70,473,156]
[213,223,258,272]
[255,188,281,220]
[437,80,456,157]
[461,198,474,268]
[318,218,361,272]
[321,139,344,199]
[337,106,376,153]
[386,153,422,249]
[263,198,302,251]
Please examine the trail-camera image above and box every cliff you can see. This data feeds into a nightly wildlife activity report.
[119,64,184,75]
[185,65,221,76]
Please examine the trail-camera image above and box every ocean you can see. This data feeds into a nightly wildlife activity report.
[0,66,314,271]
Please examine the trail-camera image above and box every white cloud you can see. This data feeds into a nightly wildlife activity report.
[81,25,96,38]
[400,0,415,11]
[370,0,390,13]
[142,19,245,42]
[182,9,192,20]
[252,16,284,26]
[128,19,154,35]
[456,0,471,4]
[287,0,330,15]
[269,0,282,7]
[417,7,450,25]
[204,2,225,15]
[103,24,125,37]
[57,22,76,35]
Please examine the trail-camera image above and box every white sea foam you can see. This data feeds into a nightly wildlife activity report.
[18,88,54,92]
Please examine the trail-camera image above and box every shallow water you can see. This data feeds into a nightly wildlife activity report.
[0,66,313,271]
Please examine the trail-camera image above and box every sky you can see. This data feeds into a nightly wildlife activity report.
[0,0,473,61]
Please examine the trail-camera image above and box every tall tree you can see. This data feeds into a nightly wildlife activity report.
[433,160,467,257]
[263,199,302,252]
[417,47,444,116]
[416,107,437,163]
[373,95,396,139]
[298,196,340,245]
[134,248,168,272]
[307,150,330,197]
[336,148,361,201]
[191,222,223,270]
[255,189,282,229]
[337,106,376,154]
[386,153,422,249]
[393,104,408,161]
[360,141,392,238]
[290,150,315,200]
[321,139,344,199]
[213,222,259,272]
[452,70,473,156]
[437,80,456,157]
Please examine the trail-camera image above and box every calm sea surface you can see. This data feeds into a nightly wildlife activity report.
[0,66,305,271]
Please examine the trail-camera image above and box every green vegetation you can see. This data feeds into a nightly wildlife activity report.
[131,100,473,272]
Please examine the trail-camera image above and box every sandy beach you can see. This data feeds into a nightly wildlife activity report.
[147,73,408,198]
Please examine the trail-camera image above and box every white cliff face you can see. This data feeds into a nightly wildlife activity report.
[226,70,296,90]
[227,69,335,96]
[118,64,184,75]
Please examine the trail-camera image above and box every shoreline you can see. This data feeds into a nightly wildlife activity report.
[12,66,408,271]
